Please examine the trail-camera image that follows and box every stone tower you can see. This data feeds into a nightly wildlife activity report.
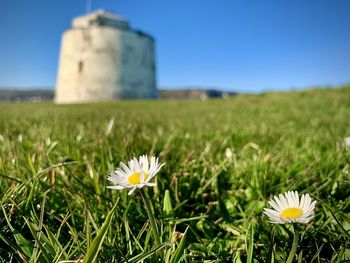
[55,10,157,103]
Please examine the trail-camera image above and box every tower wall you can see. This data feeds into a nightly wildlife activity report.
[55,24,157,103]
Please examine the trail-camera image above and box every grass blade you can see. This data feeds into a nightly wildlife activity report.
[170,226,189,263]
[82,198,119,263]
[129,242,171,263]
[1,203,32,261]
[246,223,254,263]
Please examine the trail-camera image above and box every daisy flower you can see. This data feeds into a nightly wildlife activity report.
[107,155,165,195]
[263,191,316,224]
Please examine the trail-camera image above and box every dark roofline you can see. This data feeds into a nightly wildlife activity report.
[134,30,155,41]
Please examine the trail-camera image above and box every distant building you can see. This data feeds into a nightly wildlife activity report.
[0,89,54,102]
[55,10,157,103]
[159,88,235,100]
[0,88,235,102]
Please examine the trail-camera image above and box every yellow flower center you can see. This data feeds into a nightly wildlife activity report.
[281,208,303,220]
[128,172,148,185]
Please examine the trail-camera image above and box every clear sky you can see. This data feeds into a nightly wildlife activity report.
[0,0,349,92]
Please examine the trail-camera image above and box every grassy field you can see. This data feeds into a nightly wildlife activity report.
[0,86,350,262]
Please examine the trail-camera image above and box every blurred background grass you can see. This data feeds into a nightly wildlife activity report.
[0,86,349,262]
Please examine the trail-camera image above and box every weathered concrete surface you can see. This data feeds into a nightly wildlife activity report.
[55,10,157,103]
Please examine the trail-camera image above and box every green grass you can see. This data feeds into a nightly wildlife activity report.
[0,86,350,262]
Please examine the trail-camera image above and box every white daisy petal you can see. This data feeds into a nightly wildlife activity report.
[145,162,165,183]
[115,169,127,177]
[145,182,157,187]
[303,201,317,217]
[133,157,141,171]
[294,191,300,207]
[263,208,281,218]
[145,173,156,183]
[107,175,122,183]
[127,160,133,171]
[128,187,137,195]
[274,195,286,210]
[290,191,298,207]
[141,155,149,172]
[107,185,126,190]
[120,162,132,175]
[303,194,312,211]
[264,191,316,224]
[279,194,289,209]
[285,191,293,207]
[289,191,297,207]
[299,194,306,210]
[268,200,281,212]
[150,157,156,170]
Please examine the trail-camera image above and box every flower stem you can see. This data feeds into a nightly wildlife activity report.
[140,189,161,247]
[286,223,299,263]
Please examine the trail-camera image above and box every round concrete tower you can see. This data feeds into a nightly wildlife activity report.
[55,10,157,103]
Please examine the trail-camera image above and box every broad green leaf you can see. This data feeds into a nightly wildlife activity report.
[163,189,173,215]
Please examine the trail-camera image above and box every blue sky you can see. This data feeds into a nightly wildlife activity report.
[0,0,349,92]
